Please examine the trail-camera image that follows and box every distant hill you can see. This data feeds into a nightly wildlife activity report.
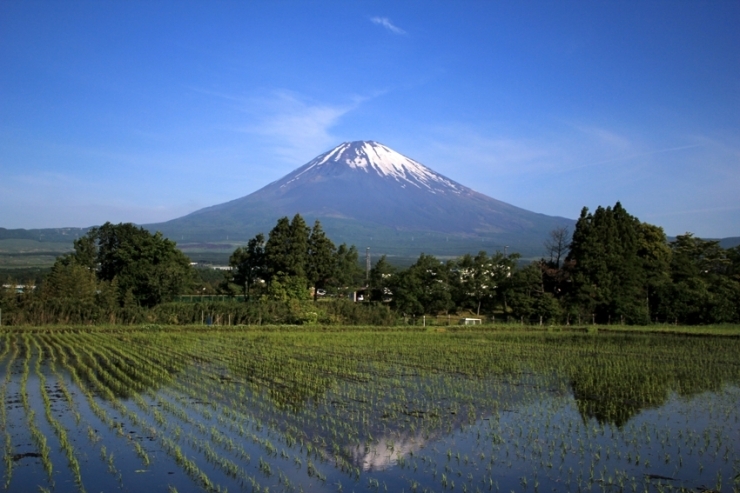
[0,227,89,243]
[719,237,740,249]
[147,141,575,259]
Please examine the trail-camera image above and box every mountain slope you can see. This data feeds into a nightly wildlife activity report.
[148,141,574,258]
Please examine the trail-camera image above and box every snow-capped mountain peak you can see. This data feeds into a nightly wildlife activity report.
[151,139,575,255]
[282,141,463,194]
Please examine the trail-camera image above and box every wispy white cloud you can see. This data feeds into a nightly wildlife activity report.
[573,124,632,150]
[239,90,366,164]
[370,17,407,35]
[419,124,554,177]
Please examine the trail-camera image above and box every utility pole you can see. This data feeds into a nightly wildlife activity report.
[365,247,371,285]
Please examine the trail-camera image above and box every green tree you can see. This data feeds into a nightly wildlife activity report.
[368,255,396,302]
[637,222,672,321]
[657,234,739,324]
[333,244,362,295]
[228,233,266,301]
[391,253,453,316]
[265,215,310,282]
[306,221,336,301]
[62,222,193,308]
[507,261,563,324]
[453,251,512,316]
[41,262,98,303]
[566,203,648,324]
[263,272,311,301]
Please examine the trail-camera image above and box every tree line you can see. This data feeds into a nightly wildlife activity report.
[375,202,739,325]
[1,204,738,325]
[224,214,363,302]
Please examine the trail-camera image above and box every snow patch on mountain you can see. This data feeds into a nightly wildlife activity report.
[282,141,463,194]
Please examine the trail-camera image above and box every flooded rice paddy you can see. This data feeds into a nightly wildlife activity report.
[1,328,739,492]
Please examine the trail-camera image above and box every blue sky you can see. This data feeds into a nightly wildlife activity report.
[1,1,738,238]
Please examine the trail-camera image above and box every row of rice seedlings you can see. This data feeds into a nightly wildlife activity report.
[170,332,459,482]
[117,333,338,490]
[100,336,292,491]
[31,337,86,492]
[120,326,740,488]
[39,334,136,483]
[44,335,118,430]
[40,339,83,424]
[47,333,160,473]
[238,328,700,482]
[19,335,54,483]
[44,339,149,485]
[33,328,739,493]
[67,335,236,492]
[159,434,226,493]
[1,335,18,488]
[207,333,464,447]
[475,335,737,491]
[199,334,455,482]
[81,333,171,386]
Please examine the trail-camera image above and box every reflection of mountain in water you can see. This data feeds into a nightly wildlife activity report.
[348,431,429,471]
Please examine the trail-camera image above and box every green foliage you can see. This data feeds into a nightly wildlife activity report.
[566,203,649,324]
[227,233,266,301]
[655,234,740,324]
[265,215,309,281]
[263,273,310,302]
[4,205,738,327]
[507,262,553,322]
[230,216,363,302]
[41,262,98,303]
[306,221,336,300]
[63,222,194,308]
[452,251,515,316]
[368,255,396,302]
[390,253,453,316]
[332,243,363,293]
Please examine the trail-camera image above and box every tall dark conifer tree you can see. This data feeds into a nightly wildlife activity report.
[265,215,310,282]
[566,202,648,324]
[306,220,336,300]
[228,233,266,301]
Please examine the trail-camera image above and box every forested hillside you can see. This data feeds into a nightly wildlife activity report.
[2,204,738,326]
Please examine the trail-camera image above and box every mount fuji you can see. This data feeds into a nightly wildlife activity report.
[148,141,574,259]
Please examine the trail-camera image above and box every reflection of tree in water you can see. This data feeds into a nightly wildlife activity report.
[569,373,667,427]
[225,354,334,413]
[567,334,738,427]
[210,331,740,468]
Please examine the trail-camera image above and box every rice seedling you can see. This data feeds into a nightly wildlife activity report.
[32,337,86,492]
